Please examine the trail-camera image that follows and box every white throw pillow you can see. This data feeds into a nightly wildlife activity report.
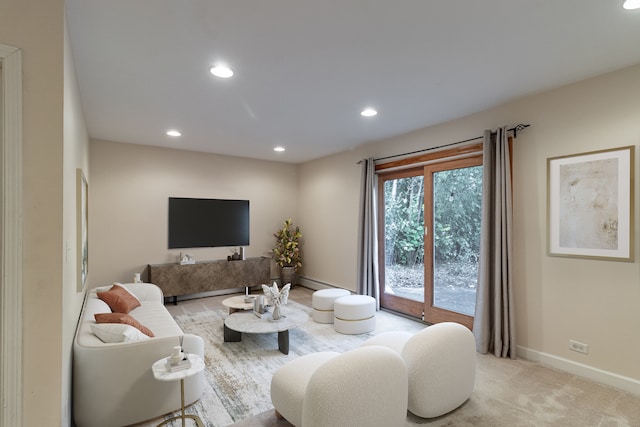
[91,323,151,343]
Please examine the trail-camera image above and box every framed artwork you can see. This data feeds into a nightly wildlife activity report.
[77,168,89,291]
[547,146,634,261]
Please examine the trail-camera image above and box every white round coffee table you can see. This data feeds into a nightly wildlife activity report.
[152,353,205,426]
[223,306,308,354]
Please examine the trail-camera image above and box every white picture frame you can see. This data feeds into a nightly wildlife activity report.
[77,168,89,290]
[547,146,634,261]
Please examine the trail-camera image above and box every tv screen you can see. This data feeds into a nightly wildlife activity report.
[168,197,250,249]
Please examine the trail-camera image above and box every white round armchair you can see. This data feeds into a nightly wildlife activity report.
[270,345,408,427]
[362,322,476,418]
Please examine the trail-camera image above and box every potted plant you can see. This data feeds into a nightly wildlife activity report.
[272,219,302,286]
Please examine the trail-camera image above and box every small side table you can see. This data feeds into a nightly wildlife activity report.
[152,354,205,427]
[222,294,256,314]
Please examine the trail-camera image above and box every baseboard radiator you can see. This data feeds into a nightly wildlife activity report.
[297,276,349,291]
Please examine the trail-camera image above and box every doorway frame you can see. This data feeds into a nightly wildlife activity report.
[0,42,23,427]
[376,143,483,325]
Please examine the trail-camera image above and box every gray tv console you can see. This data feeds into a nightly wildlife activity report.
[148,256,270,304]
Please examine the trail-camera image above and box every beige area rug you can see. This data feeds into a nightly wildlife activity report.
[157,301,640,427]
[160,300,382,426]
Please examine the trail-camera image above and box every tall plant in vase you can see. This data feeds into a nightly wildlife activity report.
[272,219,302,287]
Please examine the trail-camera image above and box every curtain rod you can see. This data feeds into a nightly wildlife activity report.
[371,123,530,163]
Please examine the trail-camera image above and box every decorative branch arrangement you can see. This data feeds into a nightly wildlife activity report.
[261,282,291,320]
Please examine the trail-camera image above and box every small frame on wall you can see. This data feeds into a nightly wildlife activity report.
[77,168,89,291]
[547,145,634,261]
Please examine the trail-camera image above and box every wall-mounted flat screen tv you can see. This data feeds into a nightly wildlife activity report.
[168,197,250,249]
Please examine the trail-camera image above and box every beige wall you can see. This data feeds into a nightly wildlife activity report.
[299,63,640,386]
[62,13,91,425]
[89,140,299,287]
[509,65,640,384]
[298,150,364,289]
[0,1,90,426]
[0,2,90,425]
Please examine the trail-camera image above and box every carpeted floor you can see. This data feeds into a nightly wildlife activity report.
[230,354,640,427]
[138,287,640,427]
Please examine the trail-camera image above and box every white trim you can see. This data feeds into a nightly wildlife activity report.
[517,345,640,397]
[297,276,341,291]
[0,43,23,427]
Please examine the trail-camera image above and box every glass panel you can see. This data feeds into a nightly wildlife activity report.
[383,175,425,302]
[432,165,482,316]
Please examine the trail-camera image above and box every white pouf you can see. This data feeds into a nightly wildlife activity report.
[312,289,351,323]
[333,295,376,334]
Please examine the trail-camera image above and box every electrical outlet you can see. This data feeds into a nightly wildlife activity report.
[65,240,71,263]
[569,339,589,354]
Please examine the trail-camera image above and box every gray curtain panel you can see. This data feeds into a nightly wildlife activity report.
[474,127,516,358]
[357,158,380,309]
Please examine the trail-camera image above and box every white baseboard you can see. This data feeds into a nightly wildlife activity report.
[297,276,346,291]
[167,278,341,302]
[517,345,640,397]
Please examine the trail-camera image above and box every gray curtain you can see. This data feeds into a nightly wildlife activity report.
[474,127,516,358]
[357,158,380,309]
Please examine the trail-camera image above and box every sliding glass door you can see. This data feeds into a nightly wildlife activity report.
[379,168,425,319]
[424,156,482,328]
[378,154,482,329]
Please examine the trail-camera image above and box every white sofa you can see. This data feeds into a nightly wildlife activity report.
[73,283,205,427]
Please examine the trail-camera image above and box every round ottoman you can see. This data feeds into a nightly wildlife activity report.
[333,295,376,334]
[312,289,351,323]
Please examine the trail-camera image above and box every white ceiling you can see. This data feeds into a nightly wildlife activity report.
[65,1,640,164]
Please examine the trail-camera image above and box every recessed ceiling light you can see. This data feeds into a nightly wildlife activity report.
[166,129,182,137]
[274,146,285,152]
[361,108,378,117]
[623,0,640,9]
[210,65,234,78]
